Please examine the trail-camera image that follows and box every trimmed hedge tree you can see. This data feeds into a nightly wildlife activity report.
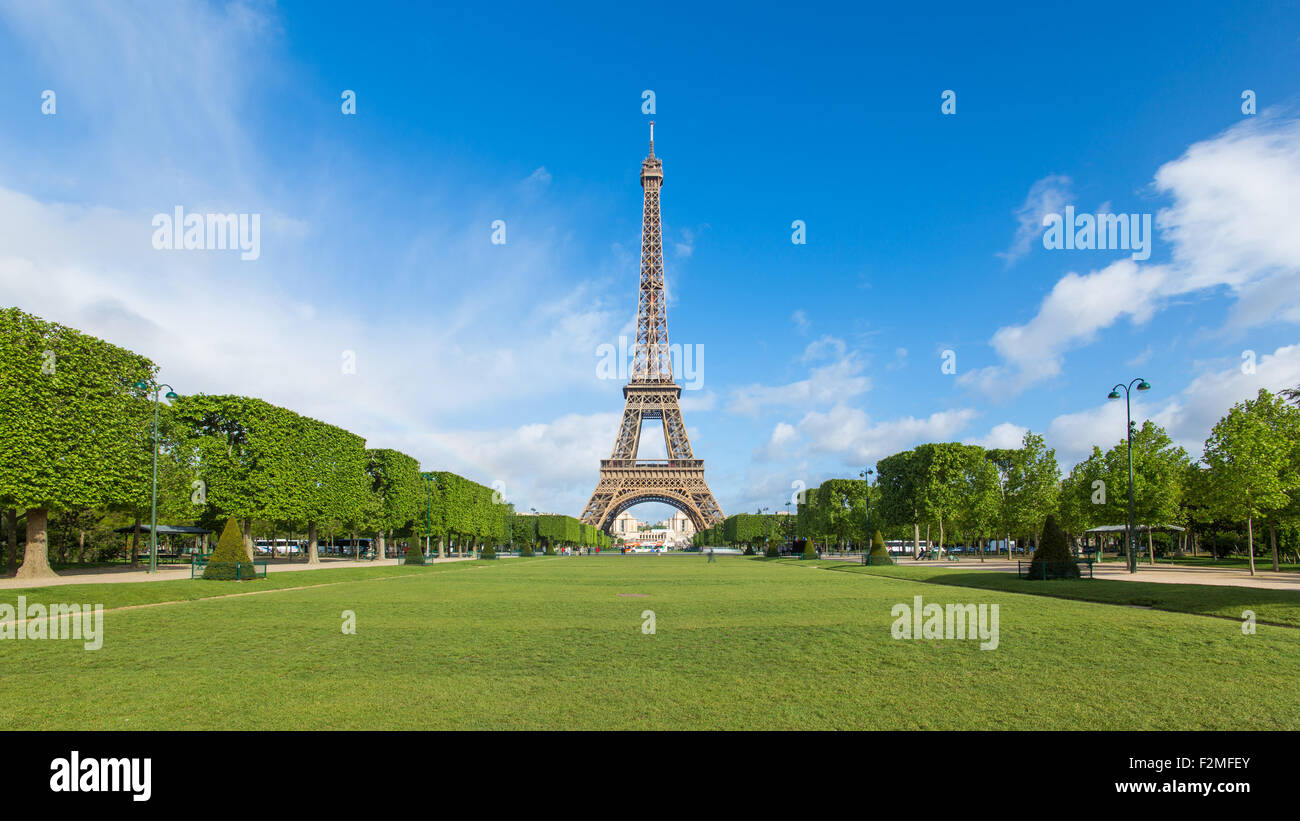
[869,529,892,565]
[203,517,257,580]
[404,540,428,565]
[802,539,818,560]
[1026,515,1080,579]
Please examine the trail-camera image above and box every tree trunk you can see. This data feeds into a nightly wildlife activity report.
[78,529,87,563]
[2,508,11,576]
[1242,517,1253,574]
[1270,523,1279,572]
[1148,528,1155,565]
[241,518,255,562]
[912,522,920,559]
[307,522,320,565]
[15,507,56,579]
[130,515,142,568]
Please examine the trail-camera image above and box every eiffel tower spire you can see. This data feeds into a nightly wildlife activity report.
[632,120,671,384]
[581,124,724,533]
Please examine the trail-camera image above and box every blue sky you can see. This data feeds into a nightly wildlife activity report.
[2,0,1300,525]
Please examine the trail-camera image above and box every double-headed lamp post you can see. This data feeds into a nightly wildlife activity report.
[1108,378,1151,574]
[136,381,179,574]
[420,472,436,558]
[859,467,874,564]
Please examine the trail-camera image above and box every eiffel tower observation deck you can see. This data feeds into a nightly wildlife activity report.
[581,123,724,532]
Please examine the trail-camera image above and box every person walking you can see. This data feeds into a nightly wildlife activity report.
[707,548,715,564]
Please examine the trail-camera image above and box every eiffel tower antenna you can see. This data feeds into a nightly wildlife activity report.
[581,124,724,533]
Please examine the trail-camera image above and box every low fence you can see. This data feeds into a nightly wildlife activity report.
[190,555,268,580]
[1017,559,1094,580]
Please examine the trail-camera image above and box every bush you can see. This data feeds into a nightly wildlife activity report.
[405,541,427,565]
[743,545,755,556]
[765,543,779,558]
[545,542,556,556]
[802,540,818,560]
[480,544,497,559]
[868,530,892,565]
[202,517,259,580]
[520,544,534,557]
[1026,515,1080,579]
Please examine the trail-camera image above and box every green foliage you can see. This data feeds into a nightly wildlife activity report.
[404,540,428,565]
[480,543,496,559]
[367,449,423,537]
[765,543,779,557]
[0,308,157,514]
[1026,515,1079,579]
[202,517,258,580]
[1202,389,1300,571]
[802,540,817,560]
[869,529,892,565]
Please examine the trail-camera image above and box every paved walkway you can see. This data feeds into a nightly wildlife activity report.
[0,556,473,590]
[883,557,1300,591]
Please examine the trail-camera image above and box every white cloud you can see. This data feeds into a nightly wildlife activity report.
[797,405,978,465]
[969,113,1300,400]
[965,422,1029,450]
[1045,343,1300,465]
[425,412,619,513]
[727,349,870,417]
[959,259,1166,398]
[997,174,1073,265]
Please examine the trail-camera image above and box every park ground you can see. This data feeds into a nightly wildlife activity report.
[1,555,1296,730]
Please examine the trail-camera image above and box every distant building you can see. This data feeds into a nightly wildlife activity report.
[613,511,640,537]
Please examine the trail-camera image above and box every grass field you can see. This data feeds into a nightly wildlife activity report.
[2,555,1297,730]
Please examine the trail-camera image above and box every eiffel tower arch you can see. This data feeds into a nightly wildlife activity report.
[581,123,724,534]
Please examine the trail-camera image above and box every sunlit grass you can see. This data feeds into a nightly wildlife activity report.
[2,556,1295,730]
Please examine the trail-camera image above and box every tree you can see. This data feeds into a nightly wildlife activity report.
[366,449,423,557]
[953,451,1000,559]
[878,449,925,557]
[1203,389,1300,575]
[816,479,867,550]
[1026,515,1079,579]
[0,309,156,578]
[868,529,892,565]
[203,516,258,580]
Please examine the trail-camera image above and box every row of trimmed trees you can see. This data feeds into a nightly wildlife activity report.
[0,308,603,578]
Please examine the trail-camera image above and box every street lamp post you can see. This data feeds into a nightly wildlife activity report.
[420,472,435,559]
[1108,378,1151,574]
[136,382,178,574]
[859,468,874,565]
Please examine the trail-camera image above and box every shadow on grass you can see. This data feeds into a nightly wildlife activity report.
[822,565,1300,628]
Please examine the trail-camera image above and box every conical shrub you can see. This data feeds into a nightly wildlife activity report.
[203,517,257,580]
[802,539,817,560]
[869,530,892,565]
[1026,515,1079,579]
[405,541,428,565]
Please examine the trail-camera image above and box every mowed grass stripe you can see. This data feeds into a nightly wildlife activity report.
[818,561,1300,628]
[1,557,1295,730]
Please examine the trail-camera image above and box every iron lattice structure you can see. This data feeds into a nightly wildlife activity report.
[581,124,724,533]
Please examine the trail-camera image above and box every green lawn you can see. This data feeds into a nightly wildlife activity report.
[2,556,1296,730]
[819,561,1300,627]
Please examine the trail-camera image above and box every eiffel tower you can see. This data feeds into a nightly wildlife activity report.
[581,123,724,533]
